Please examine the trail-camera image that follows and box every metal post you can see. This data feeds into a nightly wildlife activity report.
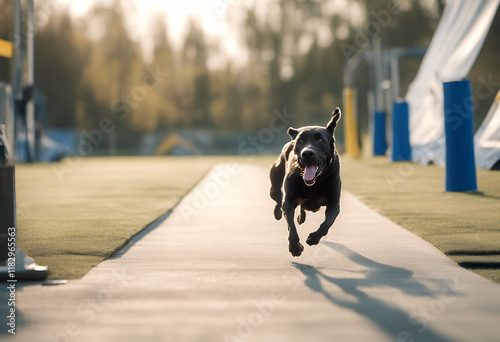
[389,47,426,101]
[26,0,36,162]
[3,85,16,160]
[13,0,22,102]
[372,37,387,156]
[390,51,400,100]
[372,37,384,113]
[12,0,23,162]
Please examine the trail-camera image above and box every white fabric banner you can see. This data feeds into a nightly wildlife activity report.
[405,0,499,165]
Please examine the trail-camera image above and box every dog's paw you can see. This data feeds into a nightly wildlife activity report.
[289,242,304,257]
[306,232,322,246]
[274,206,282,220]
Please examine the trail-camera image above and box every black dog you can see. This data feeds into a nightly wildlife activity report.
[270,108,342,257]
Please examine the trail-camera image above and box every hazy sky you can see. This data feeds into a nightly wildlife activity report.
[58,0,368,70]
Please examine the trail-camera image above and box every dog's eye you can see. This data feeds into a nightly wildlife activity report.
[297,138,304,143]
[316,136,323,143]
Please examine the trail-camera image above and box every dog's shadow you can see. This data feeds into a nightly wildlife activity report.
[292,241,458,342]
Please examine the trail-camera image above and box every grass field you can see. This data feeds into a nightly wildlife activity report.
[15,155,500,282]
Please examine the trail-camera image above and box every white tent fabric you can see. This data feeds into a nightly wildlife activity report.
[475,91,500,169]
[405,0,499,165]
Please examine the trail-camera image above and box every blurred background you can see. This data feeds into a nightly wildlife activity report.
[0,0,498,158]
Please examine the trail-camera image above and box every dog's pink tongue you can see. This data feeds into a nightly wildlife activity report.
[303,165,317,181]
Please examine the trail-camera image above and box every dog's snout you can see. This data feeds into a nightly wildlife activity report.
[301,149,315,158]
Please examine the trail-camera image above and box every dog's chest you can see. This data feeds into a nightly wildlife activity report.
[297,192,328,212]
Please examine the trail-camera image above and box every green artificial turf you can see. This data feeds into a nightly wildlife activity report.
[15,156,237,279]
[340,156,500,283]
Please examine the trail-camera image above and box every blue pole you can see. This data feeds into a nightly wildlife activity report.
[391,101,411,161]
[373,111,386,156]
[443,79,477,192]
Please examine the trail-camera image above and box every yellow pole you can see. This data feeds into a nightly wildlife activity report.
[343,88,361,158]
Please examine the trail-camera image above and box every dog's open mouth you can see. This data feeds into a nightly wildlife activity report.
[301,161,325,186]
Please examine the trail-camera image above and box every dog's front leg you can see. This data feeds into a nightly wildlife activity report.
[282,199,303,257]
[306,203,340,246]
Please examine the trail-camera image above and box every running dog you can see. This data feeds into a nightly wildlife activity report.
[270,108,342,257]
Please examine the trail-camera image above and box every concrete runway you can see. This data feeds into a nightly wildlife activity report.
[4,164,500,342]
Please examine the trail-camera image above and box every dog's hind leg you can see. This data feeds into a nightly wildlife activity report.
[297,207,306,225]
[270,157,286,220]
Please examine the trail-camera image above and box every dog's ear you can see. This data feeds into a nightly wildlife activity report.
[326,107,341,134]
[287,127,299,140]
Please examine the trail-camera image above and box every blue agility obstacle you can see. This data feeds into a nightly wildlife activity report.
[373,111,387,156]
[443,79,477,192]
[391,100,411,162]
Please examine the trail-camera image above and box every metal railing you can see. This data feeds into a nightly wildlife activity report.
[0,83,16,161]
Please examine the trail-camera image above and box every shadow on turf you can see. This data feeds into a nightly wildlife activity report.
[447,250,500,271]
[293,241,457,342]
[462,191,500,201]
